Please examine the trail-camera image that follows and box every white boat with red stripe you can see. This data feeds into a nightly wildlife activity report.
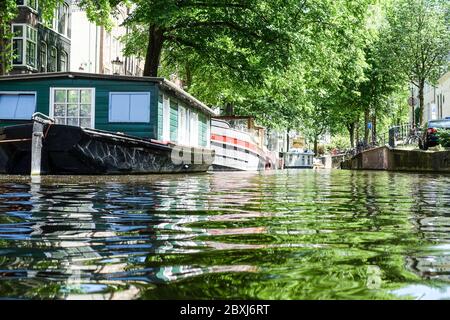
[210,116,276,171]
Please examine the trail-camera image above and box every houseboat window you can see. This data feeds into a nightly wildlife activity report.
[40,42,47,72]
[109,92,150,123]
[0,93,36,120]
[59,51,68,71]
[49,47,57,72]
[51,88,94,128]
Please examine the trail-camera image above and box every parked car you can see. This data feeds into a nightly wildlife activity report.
[419,119,450,150]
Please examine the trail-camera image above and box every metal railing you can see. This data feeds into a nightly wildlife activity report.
[342,122,419,159]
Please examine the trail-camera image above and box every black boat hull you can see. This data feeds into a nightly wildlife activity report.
[0,124,214,175]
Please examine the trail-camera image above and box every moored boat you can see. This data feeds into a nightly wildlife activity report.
[0,72,216,175]
[283,148,314,169]
[0,120,213,175]
[210,116,276,171]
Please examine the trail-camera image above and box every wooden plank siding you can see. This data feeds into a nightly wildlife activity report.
[169,99,178,143]
[199,113,208,147]
[0,78,159,139]
[157,93,163,140]
[0,79,52,127]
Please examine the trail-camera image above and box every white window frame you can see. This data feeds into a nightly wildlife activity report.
[49,87,96,128]
[49,2,70,40]
[11,24,37,69]
[108,92,151,123]
[0,91,37,120]
[11,24,26,67]
[162,94,170,141]
[25,25,37,69]
[17,0,39,13]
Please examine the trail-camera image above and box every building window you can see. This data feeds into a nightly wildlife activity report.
[11,24,37,69]
[51,88,94,128]
[26,26,37,68]
[40,41,47,72]
[59,3,69,36]
[12,25,24,65]
[17,0,38,11]
[59,51,68,72]
[49,47,57,72]
[52,3,69,37]
[109,92,151,123]
[0,92,36,120]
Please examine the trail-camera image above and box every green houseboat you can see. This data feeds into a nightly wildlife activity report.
[0,72,215,175]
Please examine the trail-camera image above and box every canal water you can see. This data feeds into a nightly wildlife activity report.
[0,170,449,300]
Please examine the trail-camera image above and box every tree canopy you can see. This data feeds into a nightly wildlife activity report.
[1,0,449,152]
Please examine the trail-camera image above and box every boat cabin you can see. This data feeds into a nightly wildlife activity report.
[283,149,314,169]
[213,115,267,148]
[0,72,215,148]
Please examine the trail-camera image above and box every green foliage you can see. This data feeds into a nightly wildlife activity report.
[436,129,450,148]
[386,0,450,125]
[0,0,18,74]
[326,134,352,152]
[89,0,301,81]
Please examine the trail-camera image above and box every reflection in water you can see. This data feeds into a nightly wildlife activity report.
[0,170,449,299]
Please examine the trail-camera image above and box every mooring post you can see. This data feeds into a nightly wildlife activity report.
[31,120,45,176]
[30,113,54,176]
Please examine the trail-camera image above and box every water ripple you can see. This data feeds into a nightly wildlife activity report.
[0,170,449,299]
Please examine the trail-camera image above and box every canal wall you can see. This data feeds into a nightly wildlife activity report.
[318,155,347,169]
[341,146,450,173]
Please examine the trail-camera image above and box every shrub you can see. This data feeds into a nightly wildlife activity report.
[436,129,450,148]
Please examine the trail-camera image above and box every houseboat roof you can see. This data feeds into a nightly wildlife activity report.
[0,72,217,116]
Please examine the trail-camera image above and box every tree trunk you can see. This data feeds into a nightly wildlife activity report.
[185,62,192,89]
[313,135,318,156]
[286,128,290,152]
[347,122,355,148]
[418,79,425,126]
[143,25,165,77]
[225,103,234,116]
[355,116,360,146]
[364,108,369,145]
[371,113,377,145]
